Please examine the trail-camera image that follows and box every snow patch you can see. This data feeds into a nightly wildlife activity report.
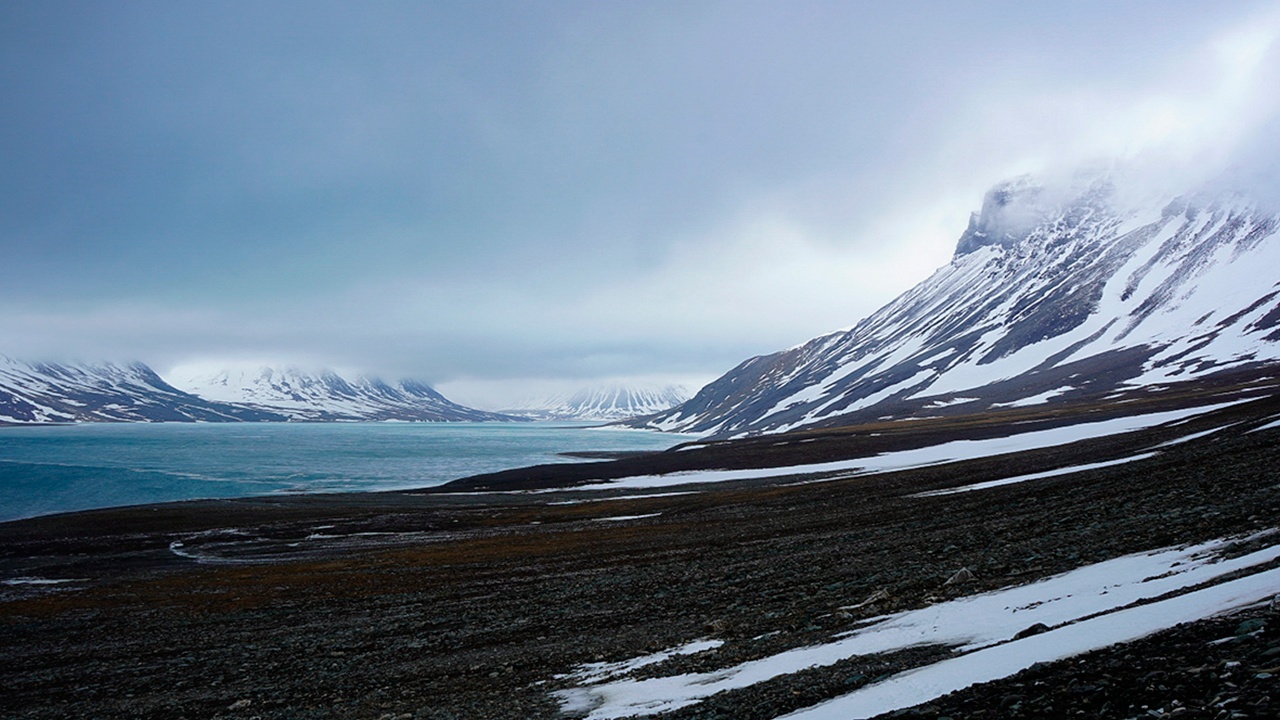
[560,402,1241,492]
[921,397,978,409]
[912,452,1159,497]
[554,533,1280,719]
[557,639,725,688]
[591,513,661,522]
[2,577,85,586]
[778,565,1280,720]
[991,386,1075,408]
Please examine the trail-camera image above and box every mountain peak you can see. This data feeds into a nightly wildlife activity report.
[631,176,1280,438]
[953,174,1118,257]
[0,357,285,423]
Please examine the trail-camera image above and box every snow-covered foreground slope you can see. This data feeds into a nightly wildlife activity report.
[0,356,283,423]
[632,178,1280,437]
[555,532,1280,719]
[505,384,689,421]
[170,365,519,422]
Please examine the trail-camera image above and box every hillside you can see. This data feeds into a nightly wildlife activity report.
[628,177,1280,437]
[0,356,284,424]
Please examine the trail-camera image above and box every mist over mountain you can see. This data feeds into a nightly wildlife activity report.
[168,366,520,423]
[0,356,285,424]
[504,384,689,422]
[628,176,1280,437]
[0,358,519,425]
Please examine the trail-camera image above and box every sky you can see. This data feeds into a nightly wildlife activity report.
[3,1,1280,408]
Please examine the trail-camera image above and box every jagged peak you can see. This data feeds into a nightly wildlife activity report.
[955,167,1278,260]
[954,174,1119,258]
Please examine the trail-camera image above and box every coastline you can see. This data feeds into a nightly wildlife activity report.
[2,377,1279,719]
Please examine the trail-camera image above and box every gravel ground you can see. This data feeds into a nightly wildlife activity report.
[1,379,1279,720]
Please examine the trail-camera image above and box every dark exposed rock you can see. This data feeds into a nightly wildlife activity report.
[1013,622,1051,640]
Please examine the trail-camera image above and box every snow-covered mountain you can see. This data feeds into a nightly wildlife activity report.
[505,384,689,421]
[0,356,285,424]
[170,366,519,422]
[628,176,1280,437]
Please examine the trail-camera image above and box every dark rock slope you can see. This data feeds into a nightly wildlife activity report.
[629,177,1280,438]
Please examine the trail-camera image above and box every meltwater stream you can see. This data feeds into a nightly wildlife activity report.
[0,422,686,522]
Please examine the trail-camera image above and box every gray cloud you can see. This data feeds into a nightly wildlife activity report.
[3,1,1279,405]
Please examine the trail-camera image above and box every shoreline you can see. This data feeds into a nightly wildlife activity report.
[3,375,1279,718]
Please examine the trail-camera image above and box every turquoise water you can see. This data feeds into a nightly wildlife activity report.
[0,422,685,522]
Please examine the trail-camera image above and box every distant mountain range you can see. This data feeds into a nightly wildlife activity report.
[13,175,1279,434]
[503,384,689,421]
[0,356,284,424]
[0,357,689,426]
[626,176,1280,437]
[168,366,520,422]
[0,358,517,424]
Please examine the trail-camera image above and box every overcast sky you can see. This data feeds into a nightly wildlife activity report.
[3,1,1279,407]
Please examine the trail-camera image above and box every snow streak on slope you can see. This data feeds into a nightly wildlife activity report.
[0,356,283,424]
[547,400,1240,492]
[170,366,518,422]
[505,384,689,421]
[555,533,1280,719]
[633,178,1280,438]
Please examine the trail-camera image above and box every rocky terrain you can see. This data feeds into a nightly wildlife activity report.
[1,371,1278,719]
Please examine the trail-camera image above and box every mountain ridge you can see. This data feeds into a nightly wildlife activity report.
[0,356,286,424]
[503,383,689,421]
[626,178,1280,437]
[169,365,521,422]
[0,357,518,424]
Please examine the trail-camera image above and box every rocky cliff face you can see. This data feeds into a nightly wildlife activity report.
[629,178,1280,437]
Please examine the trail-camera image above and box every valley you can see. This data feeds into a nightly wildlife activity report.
[2,371,1278,719]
